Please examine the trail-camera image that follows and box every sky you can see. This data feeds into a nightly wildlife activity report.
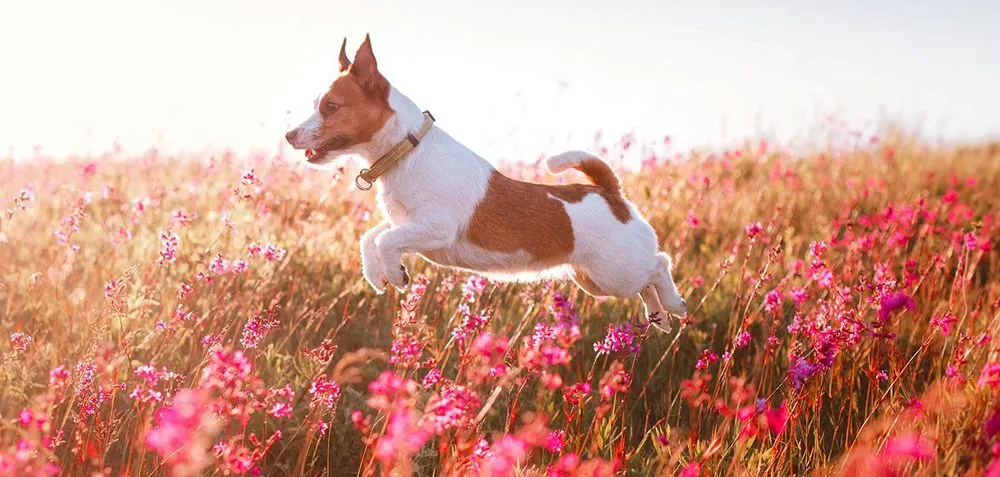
[0,0,997,163]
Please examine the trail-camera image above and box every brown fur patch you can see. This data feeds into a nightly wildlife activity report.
[309,36,393,155]
[466,171,632,264]
[574,158,631,223]
[312,71,393,152]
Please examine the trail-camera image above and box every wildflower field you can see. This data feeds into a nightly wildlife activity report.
[1,128,999,476]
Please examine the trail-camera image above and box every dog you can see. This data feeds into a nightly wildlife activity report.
[284,35,688,328]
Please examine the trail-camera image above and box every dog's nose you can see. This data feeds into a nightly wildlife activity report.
[285,129,299,145]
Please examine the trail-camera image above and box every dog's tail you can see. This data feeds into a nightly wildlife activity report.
[545,150,621,195]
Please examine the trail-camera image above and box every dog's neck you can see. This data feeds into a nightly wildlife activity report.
[352,88,429,168]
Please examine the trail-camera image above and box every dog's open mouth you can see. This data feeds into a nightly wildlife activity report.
[304,146,334,164]
[304,137,349,164]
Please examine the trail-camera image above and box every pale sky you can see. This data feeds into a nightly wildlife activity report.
[1,0,997,162]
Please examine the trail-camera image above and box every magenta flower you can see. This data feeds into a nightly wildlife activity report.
[308,375,342,412]
[882,433,935,461]
[268,402,292,419]
[930,313,957,336]
[765,402,788,435]
[421,384,481,433]
[545,430,566,453]
[240,308,280,349]
[262,243,286,261]
[979,362,1000,389]
[157,231,179,265]
[789,358,821,391]
[389,333,424,368]
[373,409,430,467]
[422,368,443,387]
[694,349,718,371]
[230,259,249,274]
[593,322,640,355]
[208,254,229,274]
[745,222,762,239]
[733,331,752,349]
[680,462,701,477]
[878,291,915,322]
[764,289,783,314]
[145,389,217,475]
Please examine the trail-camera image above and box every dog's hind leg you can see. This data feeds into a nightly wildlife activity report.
[639,284,666,324]
[570,268,609,297]
[651,252,687,316]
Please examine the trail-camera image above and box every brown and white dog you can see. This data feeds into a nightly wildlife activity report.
[285,35,688,327]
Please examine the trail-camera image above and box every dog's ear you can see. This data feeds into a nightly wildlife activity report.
[350,33,388,95]
[338,37,351,72]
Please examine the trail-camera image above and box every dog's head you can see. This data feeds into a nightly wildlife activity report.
[285,35,393,165]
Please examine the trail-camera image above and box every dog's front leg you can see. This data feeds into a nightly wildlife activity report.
[374,220,455,290]
[360,221,392,293]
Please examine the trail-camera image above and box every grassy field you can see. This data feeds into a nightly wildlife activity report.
[1,128,999,476]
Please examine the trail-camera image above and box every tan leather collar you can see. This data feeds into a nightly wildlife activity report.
[355,110,435,190]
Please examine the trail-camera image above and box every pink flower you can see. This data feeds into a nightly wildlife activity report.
[177,282,193,299]
[461,275,489,302]
[942,188,958,204]
[230,259,249,274]
[9,332,31,353]
[745,222,762,239]
[545,430,566,453]
[594,322,640,355]
[171,208,197,227]
[694,349,718,371]
[422,384,481,433]
[733,331,752,349]
[145,389,217,475]
[373,409,430,467]
[686,212,701,228]
[680,462,701,477]
[389,333,424,368]
[979,362,1000,389]
[882,433,935,461]
[809,241,828,258]
[18,409,34,427]
[308,376,342,412]
[241,169,261,186]
[157,231,179,265]
[484,435,528,476]
[422,368,443,387]
[208,254,229,274]
[789,358,820,391]
[598,362,631,401]
[813,268,834,288]
[240,308,280,349]
[765,402,788,435]
[878,291,915,322]
[263,243,286,262]
[103,279,118,299]
[764,290,783,314]
[368,371,417,410]
[268,402,292,419]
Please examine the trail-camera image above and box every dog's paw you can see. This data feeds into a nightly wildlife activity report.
[664,296,688,317]
[647,311,673,334]
[362,263,387,295]
[384,263,410,291]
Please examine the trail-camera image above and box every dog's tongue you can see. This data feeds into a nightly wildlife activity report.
[304,149,316,160]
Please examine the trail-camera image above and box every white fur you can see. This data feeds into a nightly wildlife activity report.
[294,111,323,146]
[290,84,688,325]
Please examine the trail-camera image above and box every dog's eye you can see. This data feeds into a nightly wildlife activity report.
[323,101,340,115]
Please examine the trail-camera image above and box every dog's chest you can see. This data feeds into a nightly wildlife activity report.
[375,189,411,225]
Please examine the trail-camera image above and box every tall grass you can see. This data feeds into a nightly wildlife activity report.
[1,128,998,476]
